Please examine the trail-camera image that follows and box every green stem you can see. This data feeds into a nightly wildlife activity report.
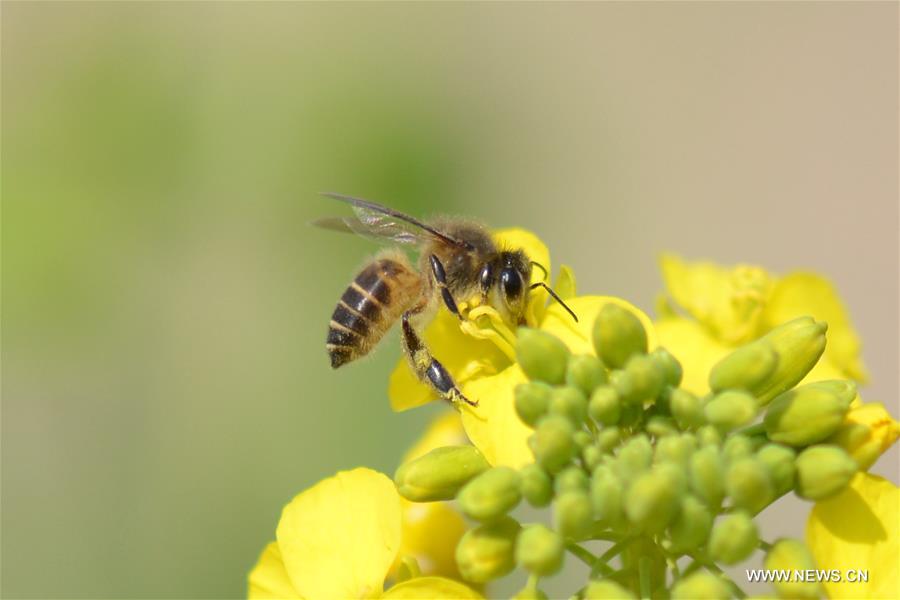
[692,555,747,599]
[639,557,652,599]
[566,542,617,578]
[758,540,773,552]
[735,422,766,437]
[566,542,596,568]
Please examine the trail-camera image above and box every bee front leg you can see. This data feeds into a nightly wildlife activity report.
[428,254,463,321]
[401,309,477,407]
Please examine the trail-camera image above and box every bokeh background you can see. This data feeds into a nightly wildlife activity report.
[3,2,897,598]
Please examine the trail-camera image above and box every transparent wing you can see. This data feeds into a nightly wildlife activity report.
[310,215,423,245]
[312,193,473,249]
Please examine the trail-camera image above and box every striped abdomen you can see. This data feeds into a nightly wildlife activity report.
[327,255,422,368]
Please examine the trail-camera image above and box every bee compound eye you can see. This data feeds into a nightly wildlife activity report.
[500,268,523,300]
[479,264,493,292]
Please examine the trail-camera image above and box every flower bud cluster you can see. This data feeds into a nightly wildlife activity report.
[393,308,862,598]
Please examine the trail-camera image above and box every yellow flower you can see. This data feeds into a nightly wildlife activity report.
[388,229,656,468]
[392,412,469,581]
[656,254,899,470]
[806,473,899,599]
[248,468,480,600]
[828,402,900,471]
[655,254,868,396]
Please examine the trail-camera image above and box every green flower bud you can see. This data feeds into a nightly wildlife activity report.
[574,430,593,449]
[613,434,653,484]
[670,389,705,430]
[722,434,754,464]
[689,446,725,508]
[795,445,858,500]
[567,354,608,395]
[516,328,570,385]
[646,416,678,438]
[515,523,564,576]
[455,516,520,583]
[530,415,577,473]
[668,495,712,552]
[709,512,758,564]
[671,572,730,600]
[624,354,664,403]
[520,463,553,507]
[655,434,695,468]
[752,317,828,405]
[583,444,603,471]
[583,580,636,599]
[764,539,821,599]
[625,464,683,533]
[756,443,796,497]
[726,458,774,514]
[593,303,648,369]
[512,587,548,600]
[708,339,779,393]
[395,445,490,501]
[590,468,625,528]
[597,427,622,453]
[515,382,553,427]
[764,382,853,447]
[609,370,637,404]
[589,386,621,426]
[554,465,588,494]
[650,347,683,387]
[696,424,722,447]
[554,490,593,540]
[458,466,522,522]
[704,390,757,433]
[549,386,588,427]
[802,379,858,405]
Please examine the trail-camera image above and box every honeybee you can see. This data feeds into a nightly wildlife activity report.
[315,193,577,407]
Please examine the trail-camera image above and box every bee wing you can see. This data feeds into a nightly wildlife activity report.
[314,193,474,250]
[310,215,422,245]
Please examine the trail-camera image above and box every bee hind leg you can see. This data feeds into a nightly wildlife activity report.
[401,309,477,407]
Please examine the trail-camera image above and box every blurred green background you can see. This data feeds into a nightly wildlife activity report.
[2,2,897,598]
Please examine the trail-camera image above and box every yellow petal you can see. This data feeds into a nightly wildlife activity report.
[394,413,470,580]
[654,317,731,396]
[394,499,468,580]
[659,254,772,344]
[460,365,533,468]
[829,402,900,471]
[248,542,301,600]
[761,272,868,382]
[554,264,577,301]
[807,473,899,599]
[276,468,401,600]
[383,576,483,599]
[401,411,469,464]
[540,296,657,356]
[388,309,510,412]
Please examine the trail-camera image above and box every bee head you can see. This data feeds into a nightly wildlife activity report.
[479,250,532,323]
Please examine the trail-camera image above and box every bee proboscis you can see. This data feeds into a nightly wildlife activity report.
[315,193,577,407]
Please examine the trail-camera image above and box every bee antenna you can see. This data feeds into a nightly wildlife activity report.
[530,261,549,282]
[530,282,578,322]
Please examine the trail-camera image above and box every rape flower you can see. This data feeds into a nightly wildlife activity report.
[248,468,480,599]
[393,412,469,580]
[828,401,900,471]
[388,229,656,467]
[806,473,899,599]
[655,254,867,395]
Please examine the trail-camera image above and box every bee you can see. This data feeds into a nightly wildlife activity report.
[315,193,577,407]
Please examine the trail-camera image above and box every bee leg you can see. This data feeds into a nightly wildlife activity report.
[428,254,463,321]
[401,309,478,407]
